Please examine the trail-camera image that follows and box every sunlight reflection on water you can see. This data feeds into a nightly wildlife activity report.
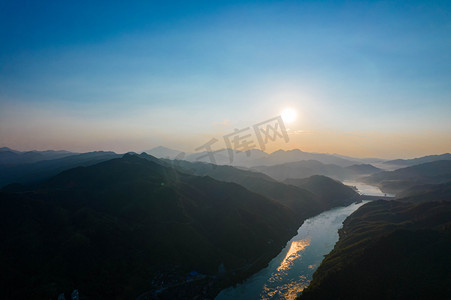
[261,239,311,299]
[277,239,310,272]
[216,199,371,300]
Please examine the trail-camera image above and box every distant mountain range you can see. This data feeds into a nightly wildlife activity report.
[144,146,270,165]
[2,146,449,195]
[0,146,381,188]
[147,146,451,170]
[143,146,185,159]
[383,153,451,167]
[5,146,449,172]
[0,151,120,187]
[253,160,383,181]
[0,147,75,164]
[145,146,362,167]
[362,160,451,195]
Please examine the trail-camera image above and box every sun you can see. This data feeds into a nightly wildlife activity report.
[281,108,297,123]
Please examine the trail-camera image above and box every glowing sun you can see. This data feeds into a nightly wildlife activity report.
[281,108,297,123]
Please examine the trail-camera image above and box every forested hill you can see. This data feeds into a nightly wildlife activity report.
[0,154,298,299]
[299,182,451,300]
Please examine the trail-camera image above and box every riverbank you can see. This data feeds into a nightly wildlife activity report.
[299,198,451,299]
[216,201,369,300]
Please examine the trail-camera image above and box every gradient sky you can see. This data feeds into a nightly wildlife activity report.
[1,0,450,158]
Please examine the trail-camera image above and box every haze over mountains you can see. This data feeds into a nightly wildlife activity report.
[2,146,450,194]
[253,160,383,181]
[0,151,120,187]
[145,146,362,167]
[0,147,75,164]
[384,153,451,167]
[362,160,451,195]
[0,145,450,299]
[2,146,371,187]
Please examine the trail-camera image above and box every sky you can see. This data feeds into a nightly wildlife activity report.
[0,0,450,158]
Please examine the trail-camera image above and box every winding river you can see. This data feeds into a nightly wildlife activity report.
[216,183,383,300]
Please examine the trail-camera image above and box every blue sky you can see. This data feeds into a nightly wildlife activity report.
[1,0,450,157]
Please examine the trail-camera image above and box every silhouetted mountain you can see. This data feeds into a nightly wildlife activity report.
[252,160,380,181]
[186,148,268,166]
[332,153,386,164]
[247,149,358,167]
[144,146,185,159]
[299,195,451,300]
[0,148,75,164]
[161,146,359,167]
[0,150,20,164]
[397,181,451,202]
[161,159,359,218]
[344,163,382,176]
[384,153,451,167]
[0,151,120,187]
[166,158,276,183]
[0,147,19,153]
[253,160,345,181]
[362,160,451,195]
[284,175,359,207]
[0,154,301,299]
[142,146,386,169]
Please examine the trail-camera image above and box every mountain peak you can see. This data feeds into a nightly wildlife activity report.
[122,152,140,159]
[144,146,184,159]
[271,149,286,154]
[288,148,304,153]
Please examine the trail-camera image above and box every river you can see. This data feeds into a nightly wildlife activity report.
[342,180,395,197]
[215,183,383,300]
